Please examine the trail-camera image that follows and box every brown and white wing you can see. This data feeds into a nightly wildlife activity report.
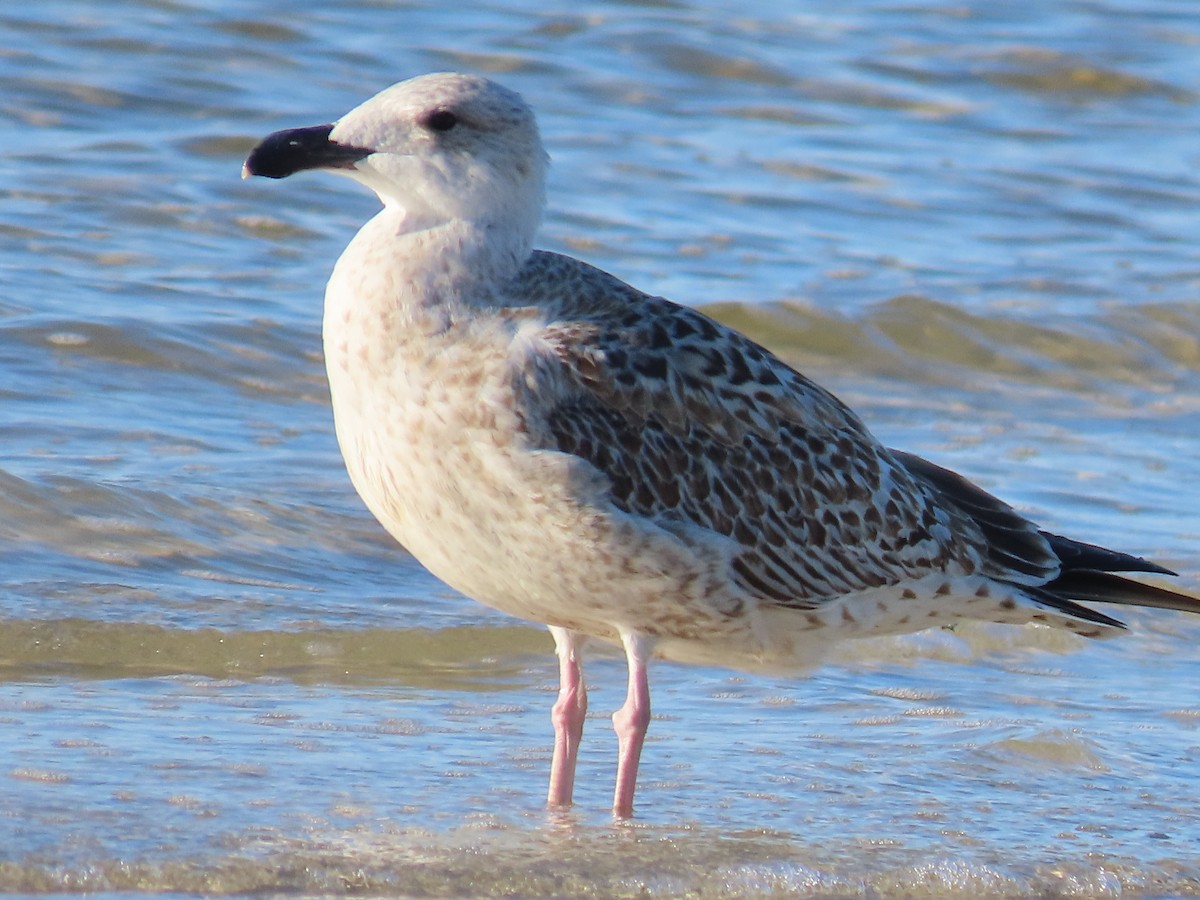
[887,449,1059,585]
[509,267,992,608]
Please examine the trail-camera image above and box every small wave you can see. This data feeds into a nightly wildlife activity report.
[707,295,1200,400]
[0,618,545,688]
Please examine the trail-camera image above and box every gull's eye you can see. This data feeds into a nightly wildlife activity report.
[423,109,459,132]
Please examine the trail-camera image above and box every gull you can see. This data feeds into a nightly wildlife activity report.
[243,72,1199,818]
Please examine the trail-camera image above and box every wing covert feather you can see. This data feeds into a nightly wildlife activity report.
[508,253,992,607]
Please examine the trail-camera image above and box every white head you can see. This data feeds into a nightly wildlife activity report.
[244,73,547,253]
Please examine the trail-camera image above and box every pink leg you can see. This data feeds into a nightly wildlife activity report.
[546,626,587,809]
[612,630,655,819]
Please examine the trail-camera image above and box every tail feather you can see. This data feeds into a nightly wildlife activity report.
[1031,534,1199,629]
[892,449,1197,630]
[1019,586,1128,629]
[1044,569,1200,616]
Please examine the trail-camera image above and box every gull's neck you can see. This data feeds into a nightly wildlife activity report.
[327,207,535,333]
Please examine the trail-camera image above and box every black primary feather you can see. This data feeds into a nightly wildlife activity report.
[893,450,1199,625]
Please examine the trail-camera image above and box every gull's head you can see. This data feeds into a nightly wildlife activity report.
[243,73,547,242]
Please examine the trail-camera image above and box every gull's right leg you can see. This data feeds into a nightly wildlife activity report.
[546,625,587,809]
[611,629,654,819]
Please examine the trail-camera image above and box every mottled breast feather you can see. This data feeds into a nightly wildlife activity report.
[509,251,1002,608]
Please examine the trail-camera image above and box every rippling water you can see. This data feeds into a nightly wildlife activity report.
[3,1,1200,896]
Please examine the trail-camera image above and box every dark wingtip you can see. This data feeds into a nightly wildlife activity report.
[242,124,369,180]
[1041,531,1177,577]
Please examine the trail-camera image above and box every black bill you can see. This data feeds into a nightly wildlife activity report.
[242,124,371,179]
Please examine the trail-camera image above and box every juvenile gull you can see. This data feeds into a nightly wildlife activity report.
[243,72,1199,818]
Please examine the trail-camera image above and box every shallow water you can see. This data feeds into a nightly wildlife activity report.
[3,0,1200,896]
